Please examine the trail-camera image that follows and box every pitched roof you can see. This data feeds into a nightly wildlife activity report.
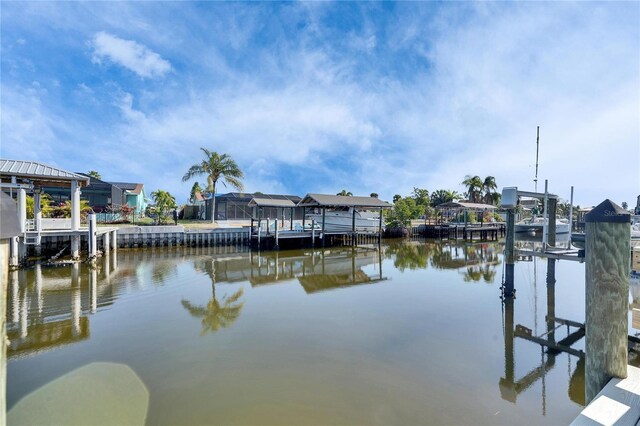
[297,193,392,208]
[0,159,90,187]
[109,182,144,194]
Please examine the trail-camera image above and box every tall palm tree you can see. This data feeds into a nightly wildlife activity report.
[462,175,483,203]
[87,170,102,180]
[482,176,497,205]
[182,148,244,223]
[336,189,353,196]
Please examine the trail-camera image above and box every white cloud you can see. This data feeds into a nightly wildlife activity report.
[91,31,172,78]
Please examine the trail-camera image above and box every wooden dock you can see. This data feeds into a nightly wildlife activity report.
[250,230,381,251]
[571,365,640,425]
[412,223,505,241]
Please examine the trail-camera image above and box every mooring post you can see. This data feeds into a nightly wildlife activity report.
[321,208,326,248]
[88,213,97,259]
[274,218,279,251]
[547,198,557,247]
[352,208,356,246]
[503,209,516,297]
[311,219,316,247]
[585,199,631,403]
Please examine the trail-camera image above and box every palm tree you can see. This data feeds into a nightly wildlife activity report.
[482,176,497,205]
[370,193,379,198]
[462,175,483,203]
[151,189,177,224]
[87,171,101,180]
[336,189,353,196]
[182,148,244,223]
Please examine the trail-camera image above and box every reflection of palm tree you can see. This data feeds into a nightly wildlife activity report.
[184,257,244,334]
[181,288,244,335]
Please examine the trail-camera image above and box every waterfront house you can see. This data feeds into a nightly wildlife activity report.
[108,181,149,214]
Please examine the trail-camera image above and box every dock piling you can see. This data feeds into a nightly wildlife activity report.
[584,199,631,403]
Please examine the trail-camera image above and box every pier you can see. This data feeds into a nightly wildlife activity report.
[249,193,391,251]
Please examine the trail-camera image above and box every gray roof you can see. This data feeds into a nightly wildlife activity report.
[435,201,497,210]
[248,197,297,208]
[0,159,89,186]
[297,193,392,208]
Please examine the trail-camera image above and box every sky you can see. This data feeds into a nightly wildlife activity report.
[1,1,638,207]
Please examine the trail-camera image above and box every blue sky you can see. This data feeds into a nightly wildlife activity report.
[1,2,638,207]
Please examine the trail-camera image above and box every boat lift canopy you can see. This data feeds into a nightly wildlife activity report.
[297,193,392,209]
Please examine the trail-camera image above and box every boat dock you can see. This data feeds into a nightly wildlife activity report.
[412,223,505,241]
[249,194,391,251]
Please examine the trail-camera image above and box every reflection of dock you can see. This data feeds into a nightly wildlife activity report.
[6,254,118,360]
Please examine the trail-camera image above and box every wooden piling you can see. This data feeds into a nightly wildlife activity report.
[503,209,516,297]
[585,199,631,403]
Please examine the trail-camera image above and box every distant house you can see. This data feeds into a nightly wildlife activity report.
[109,182,149,214]
[42,174,148,213]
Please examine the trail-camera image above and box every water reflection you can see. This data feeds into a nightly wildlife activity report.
[385,240,501,283]
[182,257,245,335]
[500,257,586,414]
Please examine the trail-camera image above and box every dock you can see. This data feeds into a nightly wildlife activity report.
[412,223,505,241]
[249,194,391,251]
[571,365,640,425]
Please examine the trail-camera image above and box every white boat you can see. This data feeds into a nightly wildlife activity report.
[632,216,640,240]
[305,207,381,233]
[515,216,570,235]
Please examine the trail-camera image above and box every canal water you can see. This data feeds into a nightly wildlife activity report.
[5,239,639,424]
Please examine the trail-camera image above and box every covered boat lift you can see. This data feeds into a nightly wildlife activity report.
[0,159,117,265]
[250,193,392,250]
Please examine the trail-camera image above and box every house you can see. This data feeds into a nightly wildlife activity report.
[42,175,148,213]
[108,182,149,214]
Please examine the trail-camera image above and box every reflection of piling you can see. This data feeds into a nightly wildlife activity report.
[500,297,516,402]
[546,259,556,344]
[504,209,516,297]
[585,199,630,403]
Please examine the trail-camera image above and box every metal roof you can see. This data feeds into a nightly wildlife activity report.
[0,159,90,186]
[248,197,297,208]
[435,201,497,210]
[214,192,302,203]
[297,193,392,208]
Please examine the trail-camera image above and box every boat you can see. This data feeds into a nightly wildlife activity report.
[515,216,570,235]
[305,207,381,233]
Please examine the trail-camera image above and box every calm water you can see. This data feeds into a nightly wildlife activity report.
[6,239,639,424]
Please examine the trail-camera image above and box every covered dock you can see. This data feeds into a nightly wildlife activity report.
[250,193,392,250]
[0,159,117,265]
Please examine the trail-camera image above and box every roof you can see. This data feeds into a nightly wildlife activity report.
[0,159,90,187]
[297,193,392,208]
[110,182,144,195]
[213,192,302,203]
[435,201,497,210]
[248,197,297,208]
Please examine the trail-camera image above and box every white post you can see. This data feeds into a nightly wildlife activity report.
[9,237,18,267]
[17,189,26,233]
[103,231,110,254]
[71,235,80,260]
[111,230,117,250]
[17,188,27,262]
[568,186,574,233]
[88,213,97,258]
[71,180,81,231]
[34,191,42,251]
